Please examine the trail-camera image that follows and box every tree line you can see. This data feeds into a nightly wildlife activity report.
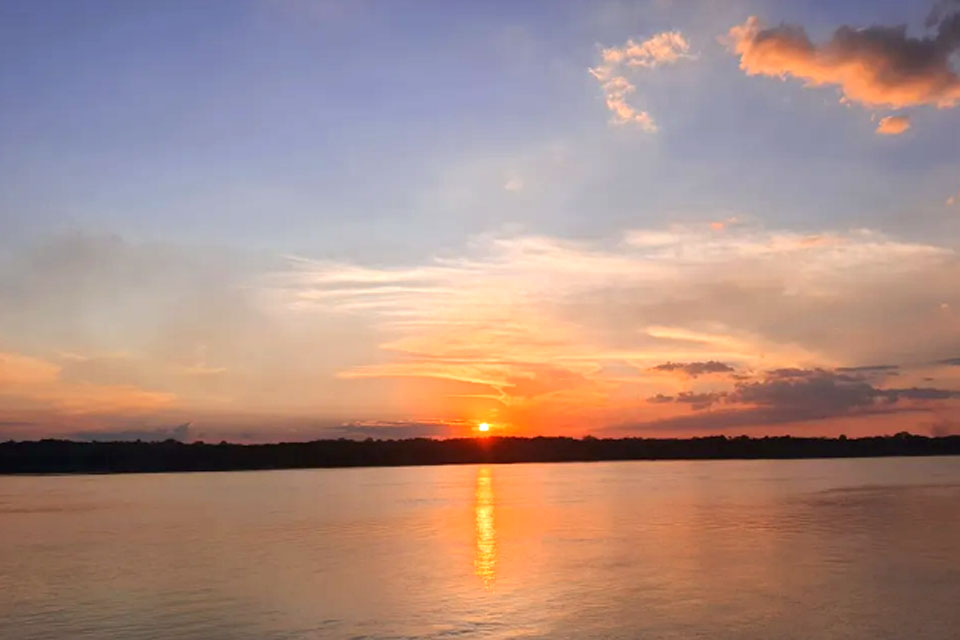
[2,432,959,474]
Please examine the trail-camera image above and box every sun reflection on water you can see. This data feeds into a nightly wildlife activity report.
[473,466,497,589]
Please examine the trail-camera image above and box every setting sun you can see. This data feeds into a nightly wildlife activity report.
[478,423,490,433]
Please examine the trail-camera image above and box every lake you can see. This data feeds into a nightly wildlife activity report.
[2,457,960,639]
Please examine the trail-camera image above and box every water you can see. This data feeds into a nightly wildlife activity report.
[2,457,960,639]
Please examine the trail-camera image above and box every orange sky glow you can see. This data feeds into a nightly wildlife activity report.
[2,2,960,442]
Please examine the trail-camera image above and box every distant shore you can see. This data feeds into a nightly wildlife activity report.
[2,433,959,475]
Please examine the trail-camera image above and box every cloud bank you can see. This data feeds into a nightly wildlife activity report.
[651,361,735,377]
[4,225,959,439]
[276,224,960,434]
[619,367,960,434]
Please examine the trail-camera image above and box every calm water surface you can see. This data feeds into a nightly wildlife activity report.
[2,457,960,639]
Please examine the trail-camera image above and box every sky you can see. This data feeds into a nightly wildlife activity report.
[1,0,959,442]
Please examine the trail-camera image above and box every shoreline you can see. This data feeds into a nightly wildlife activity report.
[3,433,959,475]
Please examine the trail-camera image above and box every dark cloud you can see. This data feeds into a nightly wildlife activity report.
[730,371,960,410]
[618,368,960,433]
[929,419,959,437]
[647,393,675,403]
[71,423,191,442]
[766,368,816,378]
[939,357,960,366]
[609,405,902,434]
[927,0,960,28]
[730,370,878,413]
[651,361,735,377]
[881,387,960,400]
[647,391,728,410]
[727,4,960,110]
[676,391,725,410]
[835,364,899,373]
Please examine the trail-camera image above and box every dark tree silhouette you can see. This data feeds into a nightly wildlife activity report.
[1,433,959,474]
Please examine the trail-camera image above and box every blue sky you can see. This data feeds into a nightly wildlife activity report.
[1,0,959,440]
[3,0,957,255]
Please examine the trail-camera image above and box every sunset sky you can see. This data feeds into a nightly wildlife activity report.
[2,0,959,442]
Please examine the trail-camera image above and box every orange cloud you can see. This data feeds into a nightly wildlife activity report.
[6,222,958,439]
[589,31,693,130]
[0,350,174,416]
[727,14,960,110]
[709,216,741,231]
[52,383,175,414]
[0,352,59,385]
[275,225,960,434]
[875,115,911,135]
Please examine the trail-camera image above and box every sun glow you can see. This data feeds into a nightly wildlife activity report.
[478,422,490,433]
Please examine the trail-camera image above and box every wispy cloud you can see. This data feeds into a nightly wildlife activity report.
[0,234,385,429]
[835,364,899,374]
[503,176,524,192]
[5,227,959,438]
[274,224,960,432]
[650,361,735,377]
[589,31,693,131]
[0,350,175,415]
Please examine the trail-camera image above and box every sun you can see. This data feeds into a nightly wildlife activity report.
[478,422,490,433]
